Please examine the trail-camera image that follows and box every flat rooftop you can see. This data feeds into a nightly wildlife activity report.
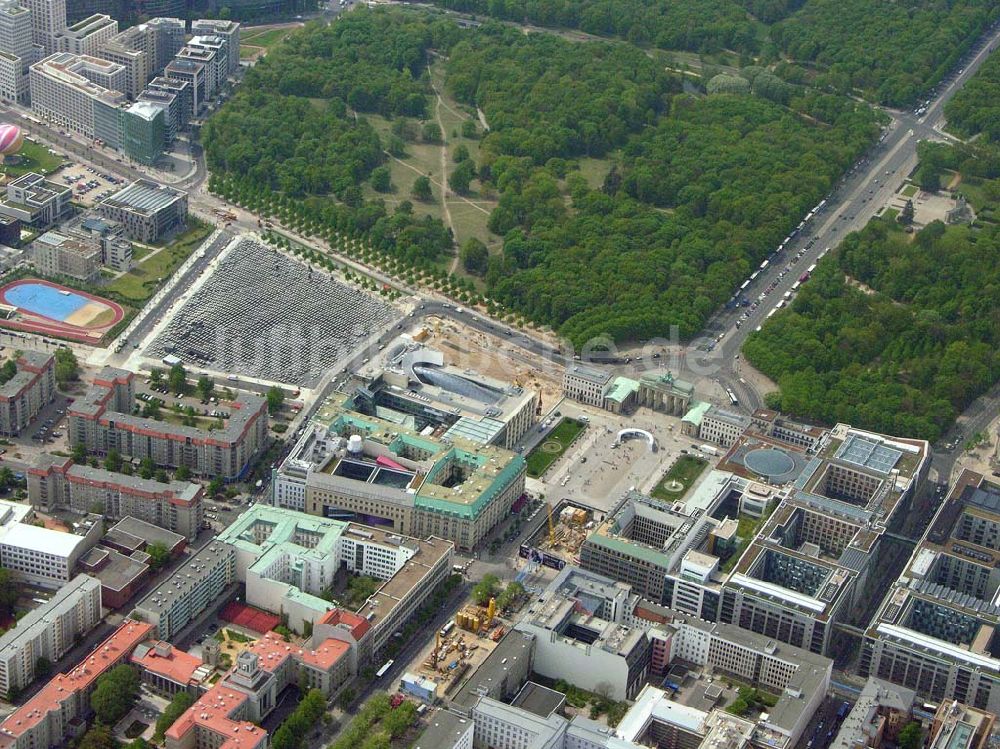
[451,629,536,710]
[107,516,187,550]
[313,391,525,518]
[101,180,186,215]
[80,546,147,594]
[356,533,453,630]
[511,681,566,718]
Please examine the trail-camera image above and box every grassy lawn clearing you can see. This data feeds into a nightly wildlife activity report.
[526,418,586,478]
[1,140,62,178]
[104,218,213,302]
[651,455,708,501]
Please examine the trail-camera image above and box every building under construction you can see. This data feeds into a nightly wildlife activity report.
[518,501,595,569]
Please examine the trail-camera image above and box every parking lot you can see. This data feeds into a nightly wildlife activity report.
[52,161,127,207]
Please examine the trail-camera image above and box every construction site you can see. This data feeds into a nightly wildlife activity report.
[518,501,598,570]
[395,595,508,700]
[418,316,564,412]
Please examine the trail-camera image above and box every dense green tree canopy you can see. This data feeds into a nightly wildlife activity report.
[90,664,140,725]
[945,48,1000,140]
[427,0,760,53]
[487,92,879,345]
[772,0,997,106]
[744,215,1000,441]
[204,11,457,265]
[428,0,999,105]
[446,26,678,163]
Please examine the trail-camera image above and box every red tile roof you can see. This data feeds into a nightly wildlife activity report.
[298,639,350,671]
[130,641,203,686]
[248,631,350,673]
[0,620,153,740]
[166,683,265,749]
[318,608,370,640]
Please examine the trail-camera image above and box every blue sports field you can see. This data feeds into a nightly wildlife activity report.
[4,282,89,321]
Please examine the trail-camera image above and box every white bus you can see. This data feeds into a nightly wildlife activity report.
[375,660,394,678]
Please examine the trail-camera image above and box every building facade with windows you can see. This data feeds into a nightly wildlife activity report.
[98,179,187,241]
[562,364,612,408]
[28,454,204,540]
[861,470,1000,714]
[56,13,117,57]
[721,424,929,656]
[0,173,71,229]
[698,405,750,447]
[0,620,153,749]
[0,574,101,697]
[296,391,526,551]
[68,367,267,481]
[29,52,126,138]
[0,1,36,103]
[0,351,55,436]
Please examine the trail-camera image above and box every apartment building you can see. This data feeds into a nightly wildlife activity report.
[0,620,153,749]
[97,30,146,99]
[98,179,187,241]
[57,13,117,57]
[28,453,204,540]
[133,541,236,641]
[0,351,55,436]
[0,172,71,229]
[21,0,65,56]
[175,44,222,100]
[95,16,182,99]
[163,57,207,118]
[191,18,241,76]
[182,35,228,93]
[144,75,189,130]
[30,229,102,281]
[862,471,1000,713]
[68,366,267,481]
[29,52,126,138]
[0,1,36,103]
[0,574,101,697]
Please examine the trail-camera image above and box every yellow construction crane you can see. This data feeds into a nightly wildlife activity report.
[547,503,555,546]
[486,597,497,625]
